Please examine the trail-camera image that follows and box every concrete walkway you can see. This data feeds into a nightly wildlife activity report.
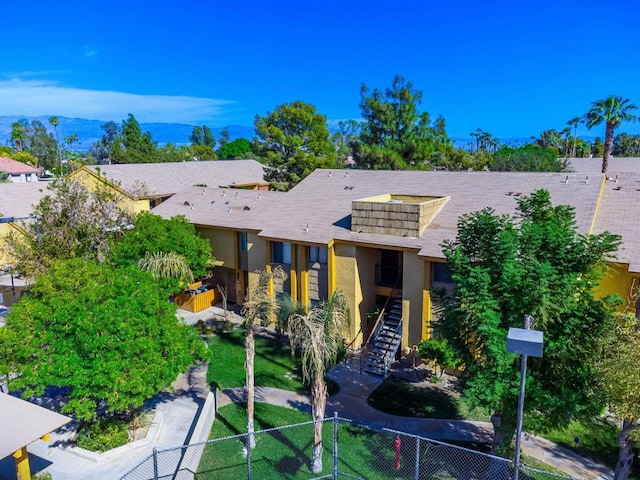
[221,355,614,480]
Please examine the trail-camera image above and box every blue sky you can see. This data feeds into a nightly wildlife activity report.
[1,0,639,138]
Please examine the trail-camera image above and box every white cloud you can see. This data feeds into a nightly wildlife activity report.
[0,79,235,123]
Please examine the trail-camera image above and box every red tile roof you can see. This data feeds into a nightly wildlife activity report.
[0,157,39,175]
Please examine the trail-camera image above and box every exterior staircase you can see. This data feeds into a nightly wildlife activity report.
[364,299,403,376]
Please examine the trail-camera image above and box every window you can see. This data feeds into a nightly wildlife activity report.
[433,262,453,283]
[309,246,328,264]
[239,232,248,252]
[272,242,291,264]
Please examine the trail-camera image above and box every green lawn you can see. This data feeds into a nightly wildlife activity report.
[196,403,524,480]
[367,376,490,421]
[206,328,339,395]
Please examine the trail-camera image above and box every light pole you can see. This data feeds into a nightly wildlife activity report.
[507,316,544,480]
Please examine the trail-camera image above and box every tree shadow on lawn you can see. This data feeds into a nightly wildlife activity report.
[367,377,463,419]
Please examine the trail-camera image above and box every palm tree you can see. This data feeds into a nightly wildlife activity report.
[48,116,63,174]
[138,251,194,284]
[567,116,581,157]
[583,96,638,173]
[241,266,286,448]
[289,290,350,473]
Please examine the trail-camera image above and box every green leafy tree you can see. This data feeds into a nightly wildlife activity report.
[0,259,207,420]
[108,212,213,279]
[434,190,621,453]
[531,129,563,153]
[190,125,215,150]
[90,121,120,165]
[217,138,253,159]
[583,96,638,173]
[241,267,286,448]
[111,114,158,163]
[25,120,58,170]
[598,319,640,480]
[354,75,453,170]
[188,144,217,161]
[4,179,133,278]
[612,133,640,157]
[254,100,336,190]
[218,128,230,147]
[289,291,350,473]
[490,144,565,172]
[331,119,361,165]
[592,137,604,157]
[155,143,194,163]
[10,120,27,151]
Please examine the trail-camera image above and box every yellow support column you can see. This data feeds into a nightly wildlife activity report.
[422,261,432,340]
[328,241,336,295]
[301,246,309,308]
[13,447,31,480]
[266,243,274,297]
[290,244,298,301]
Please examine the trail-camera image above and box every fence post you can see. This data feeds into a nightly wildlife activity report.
[333,411,339,480]
[414,436,420,480]
[246,434,252,480]
[152,447,159,480]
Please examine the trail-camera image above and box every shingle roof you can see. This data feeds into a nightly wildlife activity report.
[0,182,50,218]
[151,186,287,231]
[276,170,604,258]
[85,160,267,199]
[156,169,619,260]
[0,157,39,175]
[566,157,640,174]
[591,173,640,272]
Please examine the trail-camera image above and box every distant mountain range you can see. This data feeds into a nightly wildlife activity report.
[0,115,600,153]
[0,116,255,150]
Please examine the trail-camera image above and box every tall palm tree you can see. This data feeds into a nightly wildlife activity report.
[48,116,63,174]
[241,266,286,448]
[289,290,350,473]
[567,116,581,157]
[583,96,638,173]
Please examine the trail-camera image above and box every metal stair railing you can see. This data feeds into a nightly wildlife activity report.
[359,277,401,374]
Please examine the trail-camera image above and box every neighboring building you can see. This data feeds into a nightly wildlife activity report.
[0,182,49,306]
[154,169,639,352]
[69,160,269,213]
[0,157,39,183]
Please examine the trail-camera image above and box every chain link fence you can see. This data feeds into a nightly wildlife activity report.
[120,414,575,480]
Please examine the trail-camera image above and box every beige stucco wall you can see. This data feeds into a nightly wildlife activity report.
[247,233,268,294]
[197,227,237,270]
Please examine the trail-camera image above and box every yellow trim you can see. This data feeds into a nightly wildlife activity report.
[13,447,31,480]
[69,167,133,199]
[328,240,336,294]
[290,244,298,301]
[301,245,309,307]
[266,244,273,297]
[589,175,607,234]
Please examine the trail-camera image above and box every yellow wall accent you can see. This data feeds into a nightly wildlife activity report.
[589,175,607,234]
[246,232,267,294]
[422,261,432,340]
[328,241,336,294]
[597,262,637,312]
[300,245,310,307]
[334,244,362,346]
[70,168,149,214]
[290,244,298,302]
[402,252,425,348]
[13,447,30,480]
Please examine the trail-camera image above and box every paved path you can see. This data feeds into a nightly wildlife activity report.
[221,355,614,480]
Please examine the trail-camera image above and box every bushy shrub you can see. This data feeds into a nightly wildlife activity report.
[75,418,129,452]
